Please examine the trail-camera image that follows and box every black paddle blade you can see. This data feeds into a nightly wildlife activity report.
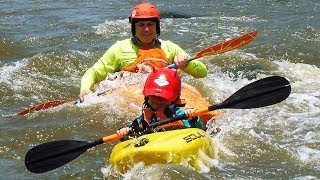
[25,139,103,173]
[209,76,291,110]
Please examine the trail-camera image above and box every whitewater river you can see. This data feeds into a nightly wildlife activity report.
[1,0,319,179]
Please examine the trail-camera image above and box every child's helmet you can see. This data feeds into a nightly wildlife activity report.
[143,68,181,101]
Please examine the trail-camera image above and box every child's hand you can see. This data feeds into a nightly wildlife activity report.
[117,127,130,136]
[184,108,197,119]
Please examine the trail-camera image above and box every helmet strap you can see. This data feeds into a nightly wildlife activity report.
[133,36,157,48]
[143,97,156,111]
[171,97,180,105]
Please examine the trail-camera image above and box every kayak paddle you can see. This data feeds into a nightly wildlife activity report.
[7,90,109,117]
[167,31,258,68]
[11,31,258,117]
[152,76,291,127]
[16,100,76,116]
[25,75,290,173]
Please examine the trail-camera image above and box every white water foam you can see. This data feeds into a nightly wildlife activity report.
[296,146,320,171]
[94,19,130,38]
[0,59,28,89]
[204,60,320,175]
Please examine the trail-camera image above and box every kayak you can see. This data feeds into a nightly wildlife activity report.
[109,128,216,173]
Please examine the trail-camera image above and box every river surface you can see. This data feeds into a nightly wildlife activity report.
[1,0,319,179]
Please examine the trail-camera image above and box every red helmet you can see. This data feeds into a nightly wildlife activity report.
[129,3,160,22]
[143,68,181,102]
[129,3,161,36]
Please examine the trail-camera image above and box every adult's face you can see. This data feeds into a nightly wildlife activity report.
[135,20,157,46]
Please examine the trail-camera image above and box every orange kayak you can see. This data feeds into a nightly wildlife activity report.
[98,72,221,125]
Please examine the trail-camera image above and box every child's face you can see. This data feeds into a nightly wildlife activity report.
[148,96,171,110]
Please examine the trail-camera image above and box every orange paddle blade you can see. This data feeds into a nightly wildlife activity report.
[17,100,76,115]
[193,31,258,59]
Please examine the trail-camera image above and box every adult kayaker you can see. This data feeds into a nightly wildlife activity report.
[79,2,207,102]
[117,68,203,136]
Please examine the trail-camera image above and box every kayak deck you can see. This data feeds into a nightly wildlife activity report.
[109,128,216,173]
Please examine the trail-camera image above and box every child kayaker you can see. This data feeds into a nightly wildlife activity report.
[117,67,203,136]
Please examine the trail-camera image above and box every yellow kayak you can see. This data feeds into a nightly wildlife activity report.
[109,128,216,173]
